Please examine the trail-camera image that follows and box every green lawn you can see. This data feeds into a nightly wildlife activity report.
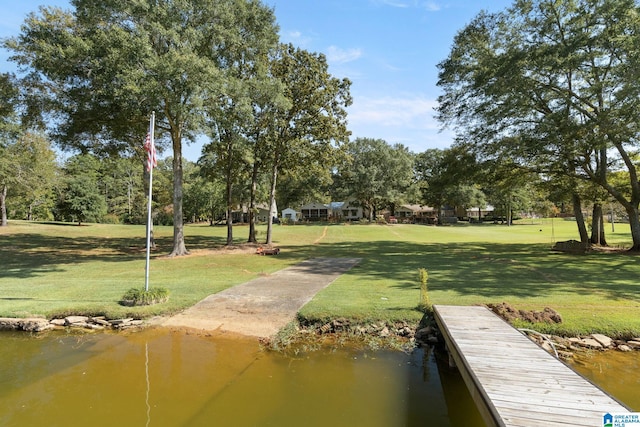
[1,219,639,337]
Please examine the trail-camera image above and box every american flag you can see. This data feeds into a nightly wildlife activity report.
[143,130,157,172]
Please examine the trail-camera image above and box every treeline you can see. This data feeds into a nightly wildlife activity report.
[3,133,607,234]
[3,0,640,253]
[436,0,640,250]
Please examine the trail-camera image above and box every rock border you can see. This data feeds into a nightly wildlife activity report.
[3,315,640,359]
[523,332,640,358]
[0,316,144,332]
[296,318,640,359]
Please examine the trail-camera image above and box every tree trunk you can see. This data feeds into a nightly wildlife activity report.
[247,160,259,243]
[1,184,7,226]
[168,132,189,257]
[266,163,278,245]
[572,193,589,246]
[226,206,233,245]
[624,204,640,251]
[590,203,607,246]
[225,169,234,246]
[219,131,235,246]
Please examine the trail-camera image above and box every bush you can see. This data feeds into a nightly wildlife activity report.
[120,287,169,306]
[101,214,122,224]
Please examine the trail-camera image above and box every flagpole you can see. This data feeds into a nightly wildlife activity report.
[144,112,155,292]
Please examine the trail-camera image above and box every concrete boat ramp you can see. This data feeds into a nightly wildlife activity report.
[161,257,360,338]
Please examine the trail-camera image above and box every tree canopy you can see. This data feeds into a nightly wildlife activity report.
[437,0,640,249]
[333,138,415,221]
[5,0,279,255]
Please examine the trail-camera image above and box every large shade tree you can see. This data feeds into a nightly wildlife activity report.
[0,73,20,226]
[334,138,415,221]
[262,44,352,243]
[414,146,485,223]
[5,0,279,256]
[6,133,58,223]
[57,154,108,225]
[437,0,640,250]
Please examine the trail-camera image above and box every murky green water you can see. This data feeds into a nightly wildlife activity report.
[3,329,636,427]
[570,350,640,411]
[0,328,484,427]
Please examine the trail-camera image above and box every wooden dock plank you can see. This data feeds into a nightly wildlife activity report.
[433,305,630,427]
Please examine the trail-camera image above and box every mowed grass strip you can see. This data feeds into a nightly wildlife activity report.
[1,219,639,337]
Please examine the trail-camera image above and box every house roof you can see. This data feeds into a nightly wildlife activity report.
[400,204,435,213]
[300,202,330,209]
[467,205,495,211]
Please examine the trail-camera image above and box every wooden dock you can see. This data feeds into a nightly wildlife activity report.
[433,305,630,427]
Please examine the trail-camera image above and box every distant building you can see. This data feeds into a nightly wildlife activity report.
[281,208,298,222]
[300,202,330,221]
[466,205,495,221]
[335,199,363,221]
[395,204,436,223]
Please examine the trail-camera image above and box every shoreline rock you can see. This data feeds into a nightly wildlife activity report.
[0,316,145,332]
[1,314,639,359]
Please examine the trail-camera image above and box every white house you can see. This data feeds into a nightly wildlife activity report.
[338,200,363,221]
[300,202,330,221]
[281,208,298,222]
[466,205,495,221]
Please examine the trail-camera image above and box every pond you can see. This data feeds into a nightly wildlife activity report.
[570,350,640,411]
[0,328,636,427]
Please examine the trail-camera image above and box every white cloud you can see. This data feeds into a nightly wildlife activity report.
[346,95,452,151]
[326,46,363,64]
[372,0,442,10]
[422,2,441,12]
[281,30,313,47]
[378,0,410,7]
[349,96,438,129]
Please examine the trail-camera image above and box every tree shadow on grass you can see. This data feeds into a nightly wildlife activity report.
[2,225,639,303]
[0,230,234,279]
[278,239,640,302]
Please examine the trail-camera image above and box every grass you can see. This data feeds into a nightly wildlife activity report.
[1,218,639,338]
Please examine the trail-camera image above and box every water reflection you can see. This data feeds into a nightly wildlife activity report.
[571,351,640,411]
[0,328,487,427]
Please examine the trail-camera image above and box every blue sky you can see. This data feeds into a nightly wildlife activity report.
[0,0,514,160]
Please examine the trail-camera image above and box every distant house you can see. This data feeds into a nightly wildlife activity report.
[395,204,436,223]
[256,206,271,222]
[231,201,278,223]
[336,199,363,221]
[281,208,298,222]
[231,206,249,223]
[466,205,495,221]
[300,202,330,221]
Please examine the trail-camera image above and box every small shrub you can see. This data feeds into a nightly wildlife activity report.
[418,268,431,311]
[120,287,169,306]
[101,214,122,224]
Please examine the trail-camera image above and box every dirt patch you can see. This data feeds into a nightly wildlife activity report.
[313,226,328,244]
[486,302,563,324]
[129,243,276,257]
[187,244,263,256]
